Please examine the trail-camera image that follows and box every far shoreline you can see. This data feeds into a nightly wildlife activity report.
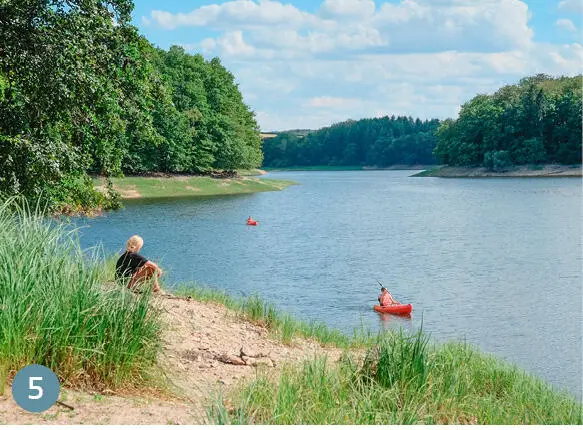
[264,164,437,172]
[412,164,582,178]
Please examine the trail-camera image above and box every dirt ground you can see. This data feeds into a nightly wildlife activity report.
[0,294,342,425]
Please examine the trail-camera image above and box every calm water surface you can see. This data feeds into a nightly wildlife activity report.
[72,171,582,398]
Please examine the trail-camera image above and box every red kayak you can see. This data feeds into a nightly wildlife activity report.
[374,304,412,315]
[246,220,258,226]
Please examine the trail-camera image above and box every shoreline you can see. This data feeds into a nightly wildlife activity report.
[1,288,580,424]
[0,290,346,425]
[413,164,582,178]
[93,174,295,200]
[264,164,437,172]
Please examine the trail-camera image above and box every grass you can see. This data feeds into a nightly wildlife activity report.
[0,198,162,390]
[174,284,373,348]
[93,175,295,200]
[209,330,582,425]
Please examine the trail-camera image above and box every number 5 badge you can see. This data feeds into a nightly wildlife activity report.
[12,364,61,413]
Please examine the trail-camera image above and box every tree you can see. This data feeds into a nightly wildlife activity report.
[434,75,582,167]
[262,117,440,168]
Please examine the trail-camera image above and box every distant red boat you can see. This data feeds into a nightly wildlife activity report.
[246,219,258,226]
[373,304,412,315]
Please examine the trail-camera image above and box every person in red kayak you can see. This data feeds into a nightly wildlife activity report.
[115,235,162,293]
[378,287,400,306]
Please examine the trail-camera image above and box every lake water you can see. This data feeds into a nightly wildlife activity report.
[72,171,582,398]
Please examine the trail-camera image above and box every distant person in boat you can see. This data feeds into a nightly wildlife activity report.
[115,235,162,293]
[378,287,399,306]
[247,216,257,225]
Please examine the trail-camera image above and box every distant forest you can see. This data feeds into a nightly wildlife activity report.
[262,117,440,167]
[262,74,582,169]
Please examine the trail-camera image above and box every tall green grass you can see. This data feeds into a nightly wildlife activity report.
[175,284,373,348]
[0,199,162,389]
[210,330,582,424]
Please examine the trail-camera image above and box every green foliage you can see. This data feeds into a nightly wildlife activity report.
[211,331,582,425]
[0,1,262,213]
[44,174,111,215]
[0,199,162,388]
[262,116,440,167]
[363,330,429,391]
[484,150,512,172]
[435,74,582,167]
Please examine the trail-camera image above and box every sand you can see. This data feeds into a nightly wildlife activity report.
[0,294,342,425]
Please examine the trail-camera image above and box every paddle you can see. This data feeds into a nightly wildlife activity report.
[376,280,401,305]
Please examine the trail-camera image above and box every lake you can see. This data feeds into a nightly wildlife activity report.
[72,171,582,398]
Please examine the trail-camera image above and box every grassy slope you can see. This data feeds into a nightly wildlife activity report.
[175,286,582,425]
[174,285,372,348]
[210,328,581,425]
[94,175,296,199]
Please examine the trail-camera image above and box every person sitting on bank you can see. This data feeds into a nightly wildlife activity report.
[115,235,162,293]
[378,286,399,306]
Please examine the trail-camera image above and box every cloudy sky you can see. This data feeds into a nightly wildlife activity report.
[134,0,582,131]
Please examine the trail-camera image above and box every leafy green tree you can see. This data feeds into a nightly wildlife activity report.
[434,75,582,167]
[0,2,264,212]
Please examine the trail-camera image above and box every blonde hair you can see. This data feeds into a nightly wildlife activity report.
[126,235,144,253]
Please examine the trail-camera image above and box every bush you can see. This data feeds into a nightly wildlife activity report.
[43,173,120,215]
[484,150,512,172]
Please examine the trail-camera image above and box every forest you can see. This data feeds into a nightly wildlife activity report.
[434,74,582,170]
[0,0,262,211]
[262,117,441,167]
[262,75,581,170]
[1,1,580,213]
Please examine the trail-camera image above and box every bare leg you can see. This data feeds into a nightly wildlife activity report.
[128,263,160,292]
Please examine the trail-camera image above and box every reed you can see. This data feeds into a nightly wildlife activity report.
[0,199,162,389]
[210,330,582,424]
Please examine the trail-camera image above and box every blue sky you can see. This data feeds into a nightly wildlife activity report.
[132,0,582,130]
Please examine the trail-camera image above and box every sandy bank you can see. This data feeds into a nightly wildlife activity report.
[0,293,342,425]
[93,174,294,200]
[414,164,582,178]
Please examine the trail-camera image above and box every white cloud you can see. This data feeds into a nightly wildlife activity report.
[148,0,314,30]
[307,96,363,108]
[373,0,533,52]
[146,0,533,54]
[558,0,583,13]
[143,0,583,130]
[319,0,376,19]
[555,18,578,33]
[214,31,256,57]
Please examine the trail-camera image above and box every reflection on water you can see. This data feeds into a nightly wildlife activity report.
[378,312,413,331]
[71,171,582,398]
